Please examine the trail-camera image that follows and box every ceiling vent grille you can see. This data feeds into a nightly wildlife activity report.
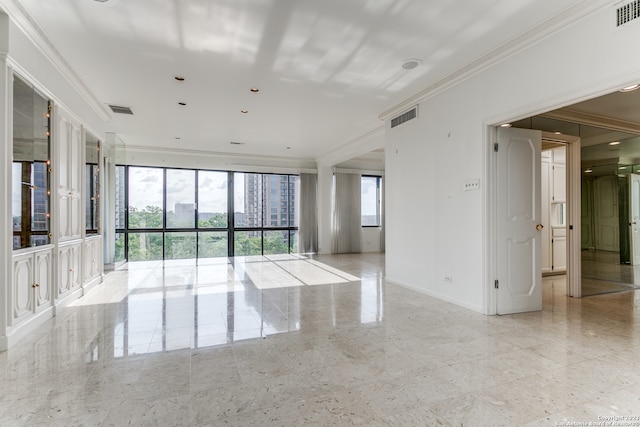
[617,1,640,27]
[108,105,134,115]
[391,107,417,128]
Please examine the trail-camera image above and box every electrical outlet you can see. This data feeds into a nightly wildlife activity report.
[464,179,480,191]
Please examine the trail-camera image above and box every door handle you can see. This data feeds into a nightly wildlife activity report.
[536,224,544,231]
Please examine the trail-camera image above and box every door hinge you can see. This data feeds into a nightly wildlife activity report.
[494,279,499,289]
[494,143,499,152]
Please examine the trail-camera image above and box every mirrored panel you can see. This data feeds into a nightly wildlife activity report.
[86,133,100,234]
[12,74,51,249]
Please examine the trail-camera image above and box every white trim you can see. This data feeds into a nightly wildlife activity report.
[379,0,611,121]
[316,125,385,167]
[385,276,483,313]
[333,168,384,176]
[0,0,112,122]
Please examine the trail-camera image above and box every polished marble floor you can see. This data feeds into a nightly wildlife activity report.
[2,253,640,426]
[582,250,640,296]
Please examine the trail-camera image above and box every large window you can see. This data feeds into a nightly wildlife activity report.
[361,176,382,227]
[115,167,299,261]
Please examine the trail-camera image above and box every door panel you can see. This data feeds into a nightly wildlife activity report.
[595,175,619,251]
[497,128,542,314]
[629,174,640,265]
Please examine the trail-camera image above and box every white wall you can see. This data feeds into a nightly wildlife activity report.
[361,227,382,253]
[385,8,640,312]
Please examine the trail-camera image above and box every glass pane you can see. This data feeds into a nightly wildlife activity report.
[234,173,262,227]
[166,169,195,228]
[165,232,196,260]
[12,163,22,232]
[86,135,100,234]
[13,75,50,249]
[264,175,289,227]
[198,171,227,228]
[115,232,125,262]
[264,230,289,255]
[128,232,163,261]
[198,231,228,258]
[290,230,299,253]
[128,167,163,229]
[31,162,49,231]
[234,231,262,256]
[115,166,126,229]
[289,175,299,227]
[361,176,380,226]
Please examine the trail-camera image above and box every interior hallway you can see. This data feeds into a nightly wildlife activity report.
[1,254,640,426]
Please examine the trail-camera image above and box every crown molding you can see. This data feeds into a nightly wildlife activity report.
[316,125,385,167]
[0,0,112,122]
[541,108,640,135]
[379,0,611,122]
[124,144,316,165]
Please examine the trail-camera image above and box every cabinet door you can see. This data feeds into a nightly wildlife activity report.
[70,244,82,290]
[12,254,34,325]
[57,119,71,239]
[69,127,82,239]
[58,245,71,295]
[34,250,52,312]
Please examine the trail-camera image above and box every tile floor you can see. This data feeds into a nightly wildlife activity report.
[582,250,640,295]
[2,253,640,426]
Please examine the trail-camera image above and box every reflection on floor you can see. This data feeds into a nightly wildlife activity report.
[582,250,640,296]
[2,254,640,425]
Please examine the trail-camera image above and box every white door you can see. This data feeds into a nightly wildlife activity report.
[496,127,542,314]
[629,173,640,265]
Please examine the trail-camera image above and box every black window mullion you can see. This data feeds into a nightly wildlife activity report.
[195,170,199,261]
[228,171,235,257]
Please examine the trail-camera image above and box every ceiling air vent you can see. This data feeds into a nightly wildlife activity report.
[108,105,134,115]
[390,107,417,129]
[616,0,640,27]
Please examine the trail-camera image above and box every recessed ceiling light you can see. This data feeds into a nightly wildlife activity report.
[609,141,621,145]
[554,131,562,135]
[286,147,291,150]
[500,123,512,128]
[620,84,640,92]
[401,58,422,70]
[230,141,245,145]
[94,0,110,2]
[250,87,259,93]
[619,166,628,169]
[175,137,181,140]
[585,169,593,173]
[240,109,248,114]
[178,102,187,106]
[174,76,185,82]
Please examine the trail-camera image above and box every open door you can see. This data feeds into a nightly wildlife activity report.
[496,127,542,314]
[629,173,640,265]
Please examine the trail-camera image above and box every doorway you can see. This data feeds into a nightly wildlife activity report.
[508,100,640,297]
[493,127,580,314]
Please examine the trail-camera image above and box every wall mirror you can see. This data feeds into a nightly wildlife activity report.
[12,74,51,249]
[86,133,100,234]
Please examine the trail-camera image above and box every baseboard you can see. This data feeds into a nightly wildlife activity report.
[384,276,484,314]
[5,306,54,349]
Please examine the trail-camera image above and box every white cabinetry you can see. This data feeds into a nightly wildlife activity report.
[10,248,53,328]
[56,110,82,242]
[84,236,103,288]
[57,241,82,300]
[541,147,567,273]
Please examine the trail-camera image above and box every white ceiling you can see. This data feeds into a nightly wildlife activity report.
[6,0,592,160]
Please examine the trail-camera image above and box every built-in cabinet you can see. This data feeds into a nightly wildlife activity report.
[5,72,104,350]
[541,147,567,273]
[56,110,83,242]
[57,241,82,301]
[10,247,53,327]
